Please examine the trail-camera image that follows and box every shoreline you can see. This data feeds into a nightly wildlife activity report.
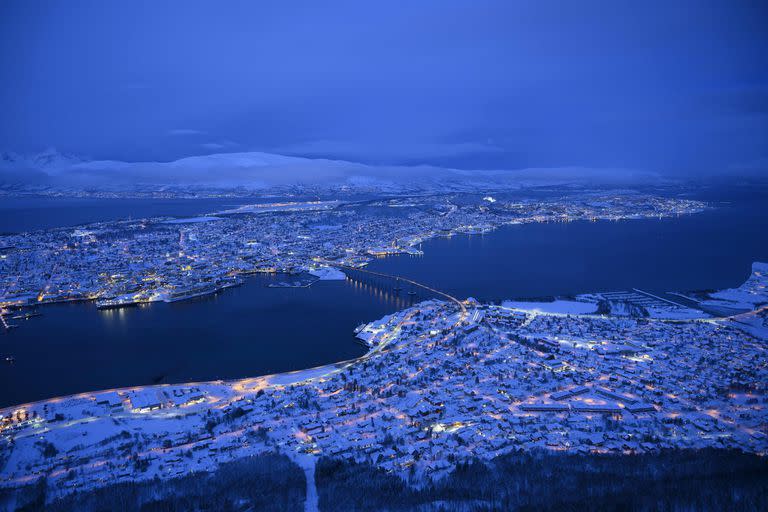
[2,286,759,413]
[0,262,765,502]
[6,208,764,410]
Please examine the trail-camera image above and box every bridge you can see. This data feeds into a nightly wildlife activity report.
[323,261,467,318]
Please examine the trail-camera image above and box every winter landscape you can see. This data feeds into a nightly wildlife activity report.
[2,2,768,511]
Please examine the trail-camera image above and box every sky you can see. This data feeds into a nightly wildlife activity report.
[0,0,767,177]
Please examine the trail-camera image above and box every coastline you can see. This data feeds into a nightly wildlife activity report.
[2,287,766,502]
[7,202,768,410]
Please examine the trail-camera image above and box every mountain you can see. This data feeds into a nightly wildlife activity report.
[0,148,88,187]
[0,147,85,171]
[0,149,664,194]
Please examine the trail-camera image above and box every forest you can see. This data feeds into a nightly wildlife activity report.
[4,453,305,512]
[316,449,768,511]
[2,449,766,511]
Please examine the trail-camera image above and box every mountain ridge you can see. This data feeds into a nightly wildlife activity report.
[0,148,665,193]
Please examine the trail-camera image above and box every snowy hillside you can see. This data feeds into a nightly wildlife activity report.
[703,262,768,311]
[0,148,664,194]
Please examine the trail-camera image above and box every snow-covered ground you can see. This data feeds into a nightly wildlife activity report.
[702,262,768,311]
[218,201,341,215]
[294,455,319,512]
[644,306,709,320]
[501,299,598,315]
[594,289,710,320]
[162,216,222,224]
[308,267,346,280]
[1,280,766,505]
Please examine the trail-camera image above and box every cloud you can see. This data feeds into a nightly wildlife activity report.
[269,139,504,162]
[201,140,239,151]
[167,128,206,136]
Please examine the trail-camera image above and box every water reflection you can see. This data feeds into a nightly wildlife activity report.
[92,272,424,328]
[5,188,767,407]
[344,271,439,310]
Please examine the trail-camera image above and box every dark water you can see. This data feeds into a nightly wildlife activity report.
[366,197,768,300]
[0,197,256,233]
[0,275,418,407]
[1,187,766,407]
[0,194,380,233]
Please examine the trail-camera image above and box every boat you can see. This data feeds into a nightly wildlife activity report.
[96,297,143,310]
[164,284,218,303]
[11,312,42,320]
[219,278,243,289]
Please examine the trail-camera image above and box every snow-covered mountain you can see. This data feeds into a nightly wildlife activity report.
[0,149,663,194]
[0,147,85,171]
[0,148,89,187]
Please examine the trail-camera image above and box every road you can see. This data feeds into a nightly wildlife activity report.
[328,262,467,318]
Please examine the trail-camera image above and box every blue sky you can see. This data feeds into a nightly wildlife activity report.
[1,0,766,176]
